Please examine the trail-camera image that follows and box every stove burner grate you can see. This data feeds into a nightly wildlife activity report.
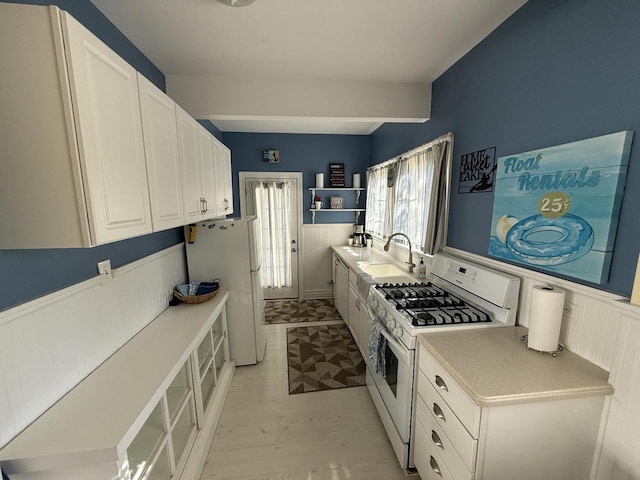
[375,282,491,328]
[407,306,490,327]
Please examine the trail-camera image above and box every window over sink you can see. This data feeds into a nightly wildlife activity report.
[365,133,453,255]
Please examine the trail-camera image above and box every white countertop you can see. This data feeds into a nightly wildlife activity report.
[418,326,614,406]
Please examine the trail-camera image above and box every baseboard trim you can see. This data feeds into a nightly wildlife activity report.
[303,289,333,299]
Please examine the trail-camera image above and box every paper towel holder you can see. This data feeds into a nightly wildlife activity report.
[520,335,565,357]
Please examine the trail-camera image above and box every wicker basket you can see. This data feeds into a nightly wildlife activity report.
[173,288,219,304]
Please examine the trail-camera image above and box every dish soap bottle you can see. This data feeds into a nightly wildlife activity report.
[416,258,426,279]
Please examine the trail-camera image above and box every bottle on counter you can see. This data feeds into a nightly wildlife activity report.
[416,258,426,279]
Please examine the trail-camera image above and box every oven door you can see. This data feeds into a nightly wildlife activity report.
[367,326,415,443]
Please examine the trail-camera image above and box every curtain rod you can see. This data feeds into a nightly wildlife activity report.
[367,132,453,172]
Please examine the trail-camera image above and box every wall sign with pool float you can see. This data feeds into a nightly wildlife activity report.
[489,130,633,284]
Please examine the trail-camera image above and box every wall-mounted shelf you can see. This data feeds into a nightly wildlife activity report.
[309,188,366,224]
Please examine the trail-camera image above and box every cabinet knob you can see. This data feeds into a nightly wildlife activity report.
[433,403,446,421]
[430,456,442,477]
[431,430,444,449]
[435,375,448,392]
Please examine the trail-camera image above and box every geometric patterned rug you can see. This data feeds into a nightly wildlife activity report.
[286,323,366,394]
[265,298,341,324]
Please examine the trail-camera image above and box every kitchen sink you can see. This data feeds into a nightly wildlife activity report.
[359,263,408,278]
[374,274,415,284]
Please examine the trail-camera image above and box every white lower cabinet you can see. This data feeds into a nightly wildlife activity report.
[193,310,230,427]
[0,292,233,480]
[413,344,606,480]
[333,255,349,323]
[348,281,371,359]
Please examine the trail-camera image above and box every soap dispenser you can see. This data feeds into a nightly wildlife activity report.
[416,258,426,279]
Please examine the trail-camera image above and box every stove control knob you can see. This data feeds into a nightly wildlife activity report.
[393,327,403,338]
[385,318,396,330]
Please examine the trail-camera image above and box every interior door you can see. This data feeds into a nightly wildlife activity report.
[240,172,302,300]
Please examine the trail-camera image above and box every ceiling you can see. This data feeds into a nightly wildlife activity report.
[92,0,527,134]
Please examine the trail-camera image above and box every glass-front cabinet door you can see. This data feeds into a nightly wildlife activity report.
[126,359,198,480]
[127,401,166,480]
[166,360,198,478]
[193,309,229,427]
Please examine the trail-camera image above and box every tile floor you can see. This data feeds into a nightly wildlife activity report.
[199,318,414,480]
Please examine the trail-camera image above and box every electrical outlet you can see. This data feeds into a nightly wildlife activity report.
[97,259,112,277]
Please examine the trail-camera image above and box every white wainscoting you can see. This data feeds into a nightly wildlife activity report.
[592,303,640,480]
[302,224,353,298]
[440,246,640,480]
[0,244,186,448]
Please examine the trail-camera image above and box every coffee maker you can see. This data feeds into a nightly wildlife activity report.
[352,225,366,247]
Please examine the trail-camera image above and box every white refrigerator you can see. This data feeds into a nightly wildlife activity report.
[185,216,266,366]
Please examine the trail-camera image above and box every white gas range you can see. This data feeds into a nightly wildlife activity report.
[365,252,520,470]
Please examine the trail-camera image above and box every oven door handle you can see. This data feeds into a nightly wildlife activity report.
[378,326,413,366]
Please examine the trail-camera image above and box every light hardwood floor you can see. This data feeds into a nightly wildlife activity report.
[200,320,415,480]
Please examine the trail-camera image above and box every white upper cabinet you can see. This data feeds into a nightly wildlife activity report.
[176,105,205,223]
[0,4,152,248]
[198,125,217,219]
[60,10,153,244]
[137,73,185,231]
[0,3,234,248]
[212,139,233,217]
[176,106,219,223]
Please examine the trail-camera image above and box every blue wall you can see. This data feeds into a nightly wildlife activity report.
[198,120,224,143]
[222,133,370,224]
[0,0,182,312]
[370,0,640,296]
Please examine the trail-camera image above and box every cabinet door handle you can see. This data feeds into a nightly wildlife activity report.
[433,403,446,421]
[431,430,444,449]
[435,375,448,392]
[430,456,442,477]
[203,198,209,213]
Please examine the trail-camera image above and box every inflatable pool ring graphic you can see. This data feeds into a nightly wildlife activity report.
[505,213,593,266]
[496,215,519,243]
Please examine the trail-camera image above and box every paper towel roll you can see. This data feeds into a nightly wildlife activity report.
[528,285,566,352]
[316,173,324,189]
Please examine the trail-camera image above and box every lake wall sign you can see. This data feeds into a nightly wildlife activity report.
[459,146,496,193]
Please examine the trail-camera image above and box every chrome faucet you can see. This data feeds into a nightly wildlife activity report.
[384,233,416,273]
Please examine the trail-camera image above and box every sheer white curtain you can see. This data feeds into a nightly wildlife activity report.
[365,134,452,255]
[365,165,397,239]
[253,180,293,288]
[392,149,435,252]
